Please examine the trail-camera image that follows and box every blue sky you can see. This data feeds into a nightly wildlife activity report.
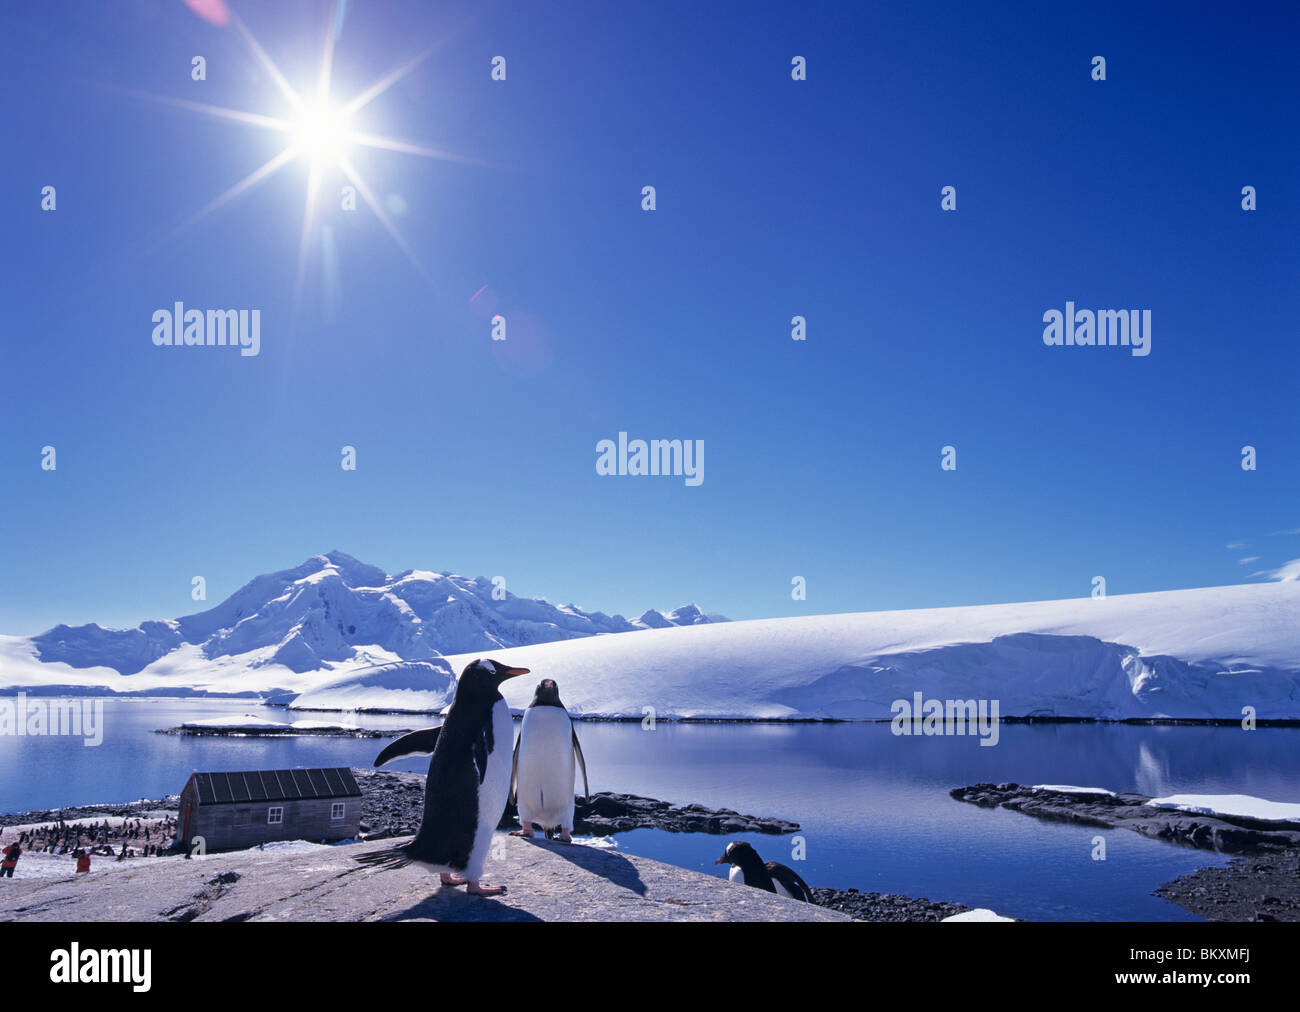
[2,0,1297,634]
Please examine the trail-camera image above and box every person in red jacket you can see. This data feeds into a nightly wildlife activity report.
[1,842,20,878]
[74,849,90,874]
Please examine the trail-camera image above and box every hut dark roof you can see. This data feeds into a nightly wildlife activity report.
[186,768,361,805]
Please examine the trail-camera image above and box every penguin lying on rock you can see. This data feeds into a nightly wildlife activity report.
[358,658,529,896]
[509,678,589,842]
[715,840,813,902]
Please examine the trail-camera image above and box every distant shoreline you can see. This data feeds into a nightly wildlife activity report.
[3,690,1297,725]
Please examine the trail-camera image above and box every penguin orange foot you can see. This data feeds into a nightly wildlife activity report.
[438,872,506,894]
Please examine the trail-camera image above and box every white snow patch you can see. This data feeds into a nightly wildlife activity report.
[3,850,186,879]
[288,659,457,713]
[942,908,1015,922]
[570,836,618,849]
[1144,794,1300,823]
[251,840,334,855]
[1032,785,1116,796]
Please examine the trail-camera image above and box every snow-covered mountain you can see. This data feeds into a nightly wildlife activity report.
[630,604,721,629]
[11,551,724,679]
[3,564,1296,720]
[447,580,1300,721]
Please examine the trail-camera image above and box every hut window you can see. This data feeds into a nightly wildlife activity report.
[331,802,345,820]
[267,806,284,825]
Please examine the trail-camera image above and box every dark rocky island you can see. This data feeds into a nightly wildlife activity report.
[154,725,409,738]
[951,783,1300,853]
[351,768,801,838]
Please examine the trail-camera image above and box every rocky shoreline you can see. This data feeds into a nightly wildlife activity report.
[1154,849,1300,922]
[1,799,173,831]
[15,775,1291,921]
[348,771,984,920]
[1,770,974,921]
[350,768,803,838]
[952,782,1300,921]
[810,887,971,922]
[154,726,404,738]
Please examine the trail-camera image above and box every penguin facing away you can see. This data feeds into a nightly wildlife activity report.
[509,678,589,842]
[359,658,529,896]
[715,840,813,902]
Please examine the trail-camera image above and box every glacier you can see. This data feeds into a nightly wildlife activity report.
[449,580,1300,721]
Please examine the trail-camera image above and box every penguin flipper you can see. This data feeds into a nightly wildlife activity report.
[572,726,589,800]
[765,861,813,903]
[374,726,442,767]
[509,731,521,806]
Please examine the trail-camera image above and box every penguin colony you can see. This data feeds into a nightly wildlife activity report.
[359,658,811,904]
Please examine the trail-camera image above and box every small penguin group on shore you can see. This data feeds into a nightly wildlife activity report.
[359,659,587,895]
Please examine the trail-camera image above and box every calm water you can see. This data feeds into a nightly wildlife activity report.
[4,698,1298,921]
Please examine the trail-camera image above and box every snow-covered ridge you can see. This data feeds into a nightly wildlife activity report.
[442,580,1300,721]
[3,572,1297,721]
[16,551,725,677]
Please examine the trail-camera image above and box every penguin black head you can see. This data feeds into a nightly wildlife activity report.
[530,678,564,708]
[715,840,760,868]
[460,658,531,696]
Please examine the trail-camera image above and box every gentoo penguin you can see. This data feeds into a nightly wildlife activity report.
[359,658,529,895]
[509,679,589,842]
[714,841,813,902]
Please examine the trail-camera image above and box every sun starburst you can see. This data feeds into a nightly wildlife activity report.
[133,2,478,322]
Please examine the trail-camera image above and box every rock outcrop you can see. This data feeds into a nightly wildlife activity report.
[951,783,1300,854]
[0,835,848,922]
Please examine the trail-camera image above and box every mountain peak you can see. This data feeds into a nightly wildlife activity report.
[30,554,726,676]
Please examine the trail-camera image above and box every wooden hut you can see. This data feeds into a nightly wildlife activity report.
[175,768,362,853]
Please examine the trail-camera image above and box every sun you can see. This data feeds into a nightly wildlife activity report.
[131,4,481,318]
[291,100,352,168]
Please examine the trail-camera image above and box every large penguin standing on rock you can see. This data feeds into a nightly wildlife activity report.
[509,678,589,842]
[715,840,813,902]
[358,658,529,895]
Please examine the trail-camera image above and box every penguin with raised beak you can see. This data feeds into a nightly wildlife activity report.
[359,658,529,895]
